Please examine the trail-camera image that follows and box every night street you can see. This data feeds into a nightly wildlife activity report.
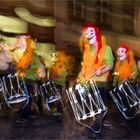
[0,1,140,140]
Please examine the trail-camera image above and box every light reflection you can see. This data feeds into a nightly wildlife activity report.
[14,7,56,27]
[0,15,27,33]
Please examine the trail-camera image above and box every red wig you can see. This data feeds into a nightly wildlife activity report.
[117,42,130,62]
[81,22,101,63]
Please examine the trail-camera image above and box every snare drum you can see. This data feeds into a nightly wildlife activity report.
[0,73,29,111]
[66,80,107,133]
[39,80,63,111]
[110,80,140,120]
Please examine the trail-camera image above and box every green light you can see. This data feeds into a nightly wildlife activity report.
[15,7,56,27]
[0,15,27,33]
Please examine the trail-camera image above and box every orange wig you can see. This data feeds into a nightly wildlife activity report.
[17,35,36,70]
[115,42,136,80]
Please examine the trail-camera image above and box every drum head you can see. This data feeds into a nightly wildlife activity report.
[1,73,29,112]
[110,80,140,120]
[66,82,107,133]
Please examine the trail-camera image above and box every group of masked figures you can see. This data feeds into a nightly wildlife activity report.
[0,23,140,134]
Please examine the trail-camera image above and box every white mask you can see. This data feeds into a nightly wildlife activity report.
[84,27,96,45]
[117,47,127,61]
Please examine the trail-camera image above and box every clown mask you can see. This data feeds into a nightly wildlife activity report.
[84,27,96,45]
[16,35,30,52]
[117,47,127,61]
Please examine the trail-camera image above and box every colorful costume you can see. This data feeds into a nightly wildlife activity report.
[113,42,138,86]
[16,35,46,80]
[79,23,114,84]
[17,35,35,71]
[50,50,71,86]
[13,35,30,63]
[16,35,46,114]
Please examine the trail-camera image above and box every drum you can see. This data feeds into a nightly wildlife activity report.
[39,80,63,111]
[0,73,29,111]
[66,80,107,133]
[110,80,140,120]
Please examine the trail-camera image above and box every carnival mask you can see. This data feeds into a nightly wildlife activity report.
[84,27,96,45]
[117,47,127,61]
[16,35,30,51]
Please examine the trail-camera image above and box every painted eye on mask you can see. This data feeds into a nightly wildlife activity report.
[89,29,94,35]
[121,49,125,53]
[85,28,95,39]
[117,48,126,56]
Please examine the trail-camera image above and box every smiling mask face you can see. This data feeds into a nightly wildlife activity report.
[117,47,127,61]
[84,27,96,45]
[16,35,29,51]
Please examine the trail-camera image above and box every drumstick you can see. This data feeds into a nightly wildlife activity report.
[85,65,106,82]
[129,72,135,78]
[119,72,136,86]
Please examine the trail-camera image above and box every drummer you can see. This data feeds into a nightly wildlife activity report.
[16,35,47,115]
[113,42,138,87]
[78,22,114,103]
[50,49,73,111]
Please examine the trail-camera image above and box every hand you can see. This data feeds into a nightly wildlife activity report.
[128,75,135,83]
[37,68,46,79]
[95,69,102,76]
[18,70,26,77]
[78,75,85,84]
[112,83,116,88]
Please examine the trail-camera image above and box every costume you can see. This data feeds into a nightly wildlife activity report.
[113,43,138,86]
[16,35,46,115]
[17,35,45,80]
[50,50,71,87]
[66,23,112,133]
[79,23,114,86]
[50,50,75,110]
[78,23,114,104]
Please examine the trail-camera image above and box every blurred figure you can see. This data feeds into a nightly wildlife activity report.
[0,41,16,76]
[78,22,114,103]
[50,50,75,112]
[16,35,47,116]
[0,40,18,112]
[113,42,138,87]
[11,35,28,63]
[16,35,46,81]
[50,50,68,87]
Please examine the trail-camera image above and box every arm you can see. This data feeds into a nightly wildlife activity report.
[96,46,114,76]
[128,61,138,82]
[101,64,113,74]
